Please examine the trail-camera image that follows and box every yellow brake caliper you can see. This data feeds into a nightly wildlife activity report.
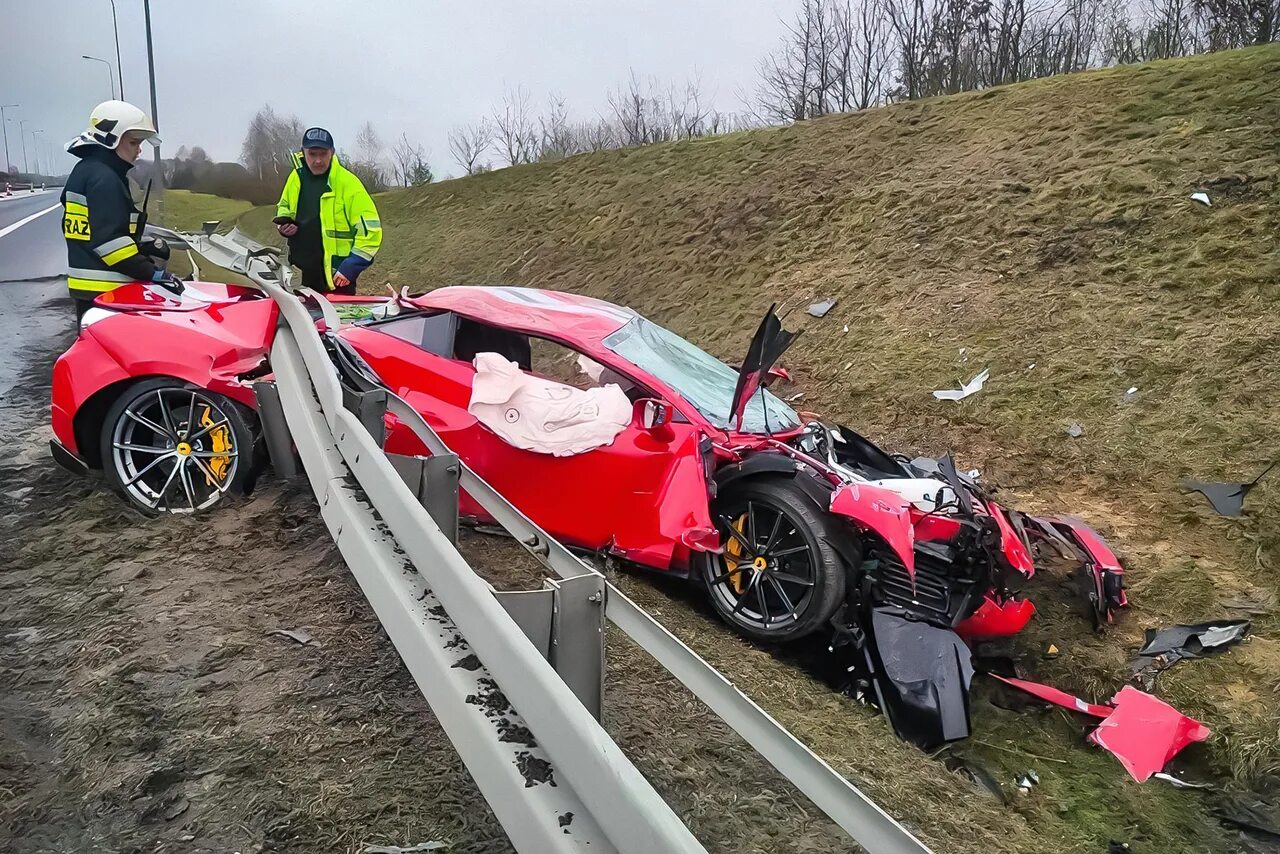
[198,406,233,486]
[724,514,749,594]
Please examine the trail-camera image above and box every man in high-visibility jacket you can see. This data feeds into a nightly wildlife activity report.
[273,127,382,295]
[61,100,175,318]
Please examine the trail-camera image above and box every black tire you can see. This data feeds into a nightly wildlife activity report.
[701,476,854,642]
[100,378,256,517]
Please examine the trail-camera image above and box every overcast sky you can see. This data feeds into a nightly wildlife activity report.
[6,0,792,178]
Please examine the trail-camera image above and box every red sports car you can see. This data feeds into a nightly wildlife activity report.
[51,280,1127,747]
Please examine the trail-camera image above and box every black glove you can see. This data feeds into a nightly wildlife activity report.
[138,236,171,262]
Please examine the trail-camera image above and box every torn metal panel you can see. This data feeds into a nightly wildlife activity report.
[932,369,989,401]
[728,304,800,431]
[1087,686,1211,782]
[866,609,974,749]
[1130,620,1250,687]
[1181,461,1276,516]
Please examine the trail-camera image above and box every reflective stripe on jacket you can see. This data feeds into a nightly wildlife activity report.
[61,147,155,299]
[275,153,382,290]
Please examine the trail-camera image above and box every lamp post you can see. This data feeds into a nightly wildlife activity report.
[31,130,44,177]
[0,104,15,178]
[18,118,30,176]
[82,55,117,99]
[109,0,125,100]
[143,0,164,207]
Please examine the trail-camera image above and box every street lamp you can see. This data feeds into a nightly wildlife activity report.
[0,104,15,178]
[32,130,44,177]
[109,0,125,100]
[82,54,117,100]
[18,118,30,176]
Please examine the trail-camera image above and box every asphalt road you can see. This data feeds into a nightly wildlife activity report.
[0,189,73,401]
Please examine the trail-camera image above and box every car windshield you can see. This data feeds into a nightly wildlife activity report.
[603,316,800,433]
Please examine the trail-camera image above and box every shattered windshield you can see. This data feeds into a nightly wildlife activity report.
[603,316,800,433]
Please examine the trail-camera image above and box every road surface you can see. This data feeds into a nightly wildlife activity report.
[0,189,69,402]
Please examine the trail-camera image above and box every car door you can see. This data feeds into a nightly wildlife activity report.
[343,315,714,571]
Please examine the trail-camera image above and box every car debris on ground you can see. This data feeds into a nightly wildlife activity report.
[1129,620,1250,688]
[363,843,448,853]
[992,674,1211,782]
[1191,191,1212,206]
[1181,461,1276,516]
[1066,422,1084,438]
[933,368,990,401]
[268,627,317,646]
[1123,386,1139,402]
[807,298,837,317]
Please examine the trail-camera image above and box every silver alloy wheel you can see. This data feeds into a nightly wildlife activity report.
[109,387,240,514]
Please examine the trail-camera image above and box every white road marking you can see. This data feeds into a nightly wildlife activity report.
[0,204,60,241]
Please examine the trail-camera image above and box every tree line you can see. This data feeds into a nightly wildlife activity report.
[165,0,1275,201]
[751,0,1277,120]
[164,106,433,205]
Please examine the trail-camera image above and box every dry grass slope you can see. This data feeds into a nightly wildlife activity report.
[231,46,1279,853]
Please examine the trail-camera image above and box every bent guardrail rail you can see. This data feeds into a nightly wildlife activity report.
[189,231,934,854]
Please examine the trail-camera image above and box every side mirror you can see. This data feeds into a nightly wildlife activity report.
[635,398,671,431]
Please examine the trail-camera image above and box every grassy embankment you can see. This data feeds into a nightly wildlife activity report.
[185,46,1280,853]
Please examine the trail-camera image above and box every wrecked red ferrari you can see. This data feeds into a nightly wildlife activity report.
[51,281,1129,748]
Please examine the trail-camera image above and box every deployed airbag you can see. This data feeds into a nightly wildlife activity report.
[468,352,632,457]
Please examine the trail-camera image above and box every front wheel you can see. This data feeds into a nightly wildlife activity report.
[101,378,256,516]
[701,477,853,642]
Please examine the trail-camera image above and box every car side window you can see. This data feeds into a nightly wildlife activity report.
[453,317,533,371]
[368,311,458,357]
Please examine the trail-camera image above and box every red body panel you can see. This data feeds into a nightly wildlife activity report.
[345,323,714,571]
[828,481,916,576]
[955,596,1036,640]
[51,288,279,455]
[986,500,1036,578]
[1088,686,1211,782]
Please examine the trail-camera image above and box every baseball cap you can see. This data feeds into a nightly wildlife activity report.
[301,127,335,150]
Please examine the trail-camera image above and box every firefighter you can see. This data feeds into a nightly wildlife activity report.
[273,127,382,295]
[61,100,174,318]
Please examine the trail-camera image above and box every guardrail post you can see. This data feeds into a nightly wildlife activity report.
[550,573,606,721]
[342,386,388,446]
[388,452,460,544]
[252,381,299,479]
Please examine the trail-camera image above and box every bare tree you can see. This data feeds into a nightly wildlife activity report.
[492,87,539,166]
[390,132,432,187]
[240,105,304,184]
[448,120,493,175]
[342,120,389,191]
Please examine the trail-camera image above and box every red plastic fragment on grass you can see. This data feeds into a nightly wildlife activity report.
[991,674,1114,718]
[1087,686,1211,782]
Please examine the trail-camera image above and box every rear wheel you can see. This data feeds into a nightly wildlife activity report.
[100,378,255,516]
[701,477,851,642]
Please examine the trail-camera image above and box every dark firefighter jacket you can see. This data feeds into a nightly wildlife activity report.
[61,146,158,300]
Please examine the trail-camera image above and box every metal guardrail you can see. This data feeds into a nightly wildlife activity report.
[192,232,934,854]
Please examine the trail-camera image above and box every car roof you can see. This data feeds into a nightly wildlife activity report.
[409,286,637,348]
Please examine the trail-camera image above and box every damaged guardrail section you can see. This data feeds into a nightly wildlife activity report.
[228,238,931,853]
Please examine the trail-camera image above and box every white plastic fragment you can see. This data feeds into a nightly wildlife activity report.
[1190,192,1211,207]
[933,368,990,401]
[1066,422,1084,438]
[843,324,849,333]
[363,844,447,854]
[1124,386,1139,402]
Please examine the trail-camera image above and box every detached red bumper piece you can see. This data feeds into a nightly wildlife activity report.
[1088,686,1211,782]
[994,676,1210,782]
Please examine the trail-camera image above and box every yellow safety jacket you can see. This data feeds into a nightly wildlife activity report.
[275,153,382,290]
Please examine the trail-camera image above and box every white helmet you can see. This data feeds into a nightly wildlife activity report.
[65,100,161,153]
